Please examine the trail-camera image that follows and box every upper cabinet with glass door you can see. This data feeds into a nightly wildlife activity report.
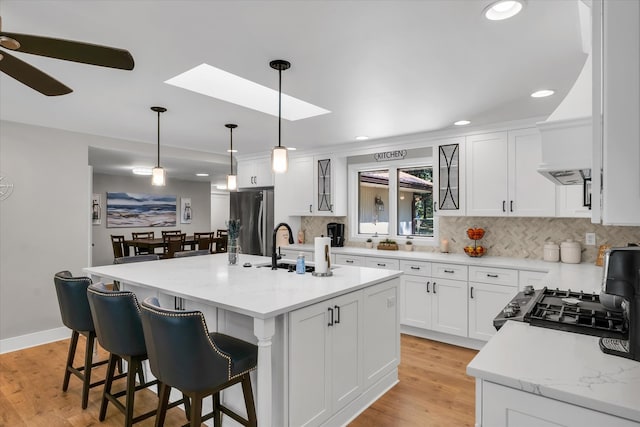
[313,156,347,216]
[433,137,466,216]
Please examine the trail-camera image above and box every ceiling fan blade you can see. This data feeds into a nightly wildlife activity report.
[0,50,72,96]
[1,32,134,70]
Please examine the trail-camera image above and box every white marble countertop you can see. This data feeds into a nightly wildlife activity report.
[467,321,640,422]
[288,244,605,293]
[84,253,402,319]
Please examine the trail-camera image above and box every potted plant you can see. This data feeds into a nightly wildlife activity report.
[365,238,374,249]
[405,240,413,251]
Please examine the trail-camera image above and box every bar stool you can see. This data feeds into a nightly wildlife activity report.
[87,283,186,426]
[53,271,110,409]
[140,297,258,427]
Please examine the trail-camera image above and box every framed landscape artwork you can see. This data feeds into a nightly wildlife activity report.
[106,192,177,228]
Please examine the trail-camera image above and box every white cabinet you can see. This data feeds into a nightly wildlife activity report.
[237,157,273,188]
[314,156,347,216]
[400,260,432,329]
[480,381,638,427]
[334,254,366,266]
[365,257,400,270]
[519,270,547,291]
[362,279,399,389]
[466,129,555,217]
[289,290,364,427]
[431,277,468,337]
[556,185,591,218]
[593,0,640,225]
[275,156,314,216]
[434,137,466,216]
[468,266,518,341]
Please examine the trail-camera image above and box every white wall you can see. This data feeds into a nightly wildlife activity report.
[92,173,212,266]
[0,122,90,344]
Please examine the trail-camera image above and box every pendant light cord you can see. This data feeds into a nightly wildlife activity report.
[230,127,233,175]
[278,68,282,148]
[156,110,161,168]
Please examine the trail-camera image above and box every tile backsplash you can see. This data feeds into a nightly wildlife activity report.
[300,216,640,263]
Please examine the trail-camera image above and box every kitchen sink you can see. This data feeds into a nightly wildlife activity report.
[255,260,338,273]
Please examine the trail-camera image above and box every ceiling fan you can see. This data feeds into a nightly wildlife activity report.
[0,16,134,96]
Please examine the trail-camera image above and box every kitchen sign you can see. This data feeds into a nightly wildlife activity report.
[373,149,407,162]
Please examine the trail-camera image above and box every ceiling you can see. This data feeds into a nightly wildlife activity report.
[0,0,587,184]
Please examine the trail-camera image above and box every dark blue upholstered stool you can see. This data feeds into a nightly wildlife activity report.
[87,283,186,426]
[53,271,110,409]
[140,297,258,427]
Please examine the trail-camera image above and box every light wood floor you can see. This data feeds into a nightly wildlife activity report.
[0,334,477,426]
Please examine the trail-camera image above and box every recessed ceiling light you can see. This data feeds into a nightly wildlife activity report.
[226,149,238,153]
[287,147,297,151]
[355,136,369,141]
[454,120,471,126]
[195,173,209,177]
[165,63,331,121]
[483,0,525,21]
[531,89,555,98]
[132,167,152,176]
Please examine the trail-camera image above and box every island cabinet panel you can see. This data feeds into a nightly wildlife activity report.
[481,381,638,427]
[363,279,400,389]
[289,289,364,427]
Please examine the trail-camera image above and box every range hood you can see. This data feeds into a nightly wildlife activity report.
[537,1,592,185]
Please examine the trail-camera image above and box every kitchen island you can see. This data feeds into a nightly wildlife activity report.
[467,321,640,426]
[84,253,402,427]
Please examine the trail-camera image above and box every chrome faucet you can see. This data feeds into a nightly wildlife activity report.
[272,222,294,270]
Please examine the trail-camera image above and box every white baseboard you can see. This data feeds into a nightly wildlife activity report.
[0,327,69,354]
[401,325,486,351]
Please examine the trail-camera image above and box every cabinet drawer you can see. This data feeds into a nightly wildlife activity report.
[432,263,468,281]
[399,259,431,277]
[469,266,518,287]
[519,270,547,290]
[335,254,366,266]
[365,257,400,270]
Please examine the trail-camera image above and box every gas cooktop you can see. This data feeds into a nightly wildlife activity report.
[494,287,627,339]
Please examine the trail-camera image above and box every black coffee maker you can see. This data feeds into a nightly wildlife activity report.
[327,223,345,247]
[600,247,640,361]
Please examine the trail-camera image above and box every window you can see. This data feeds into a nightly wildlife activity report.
[350,158,436,242]
[358,170,389,235]
[397,167,433,237]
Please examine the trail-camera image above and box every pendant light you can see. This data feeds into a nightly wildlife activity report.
[270,59,290,173]
[151,106,167,186]
[225,123,238,191]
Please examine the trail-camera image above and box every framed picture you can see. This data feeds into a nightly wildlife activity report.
[91,193,102,225]
[180,197,192,224]
[106,192,176,228]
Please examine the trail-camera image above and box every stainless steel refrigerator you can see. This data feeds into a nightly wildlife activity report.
[229,188,274,256]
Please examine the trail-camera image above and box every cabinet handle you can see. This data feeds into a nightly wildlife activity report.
[433,201,437,212]
[433,282,437,294]
[510,200,513,212]
[377,263,386,267]
[502,200,506,212]
[470,286,474,299]
[309,204,312,213]
[334,305,340,324]
[346,260,354,264]
[444,269,454,274]
[330,204,333,212]
[487,274,499,278]
[328,307,334,327]
[426,281,430,293]
[410,266,421,270]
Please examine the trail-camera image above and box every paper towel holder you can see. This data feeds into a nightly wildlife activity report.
[312,270,333,277]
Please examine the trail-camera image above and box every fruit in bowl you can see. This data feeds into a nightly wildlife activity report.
[464,245,486,257]
[467,227,485,240]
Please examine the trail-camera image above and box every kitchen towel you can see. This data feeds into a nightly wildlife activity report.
[314,237,332,274]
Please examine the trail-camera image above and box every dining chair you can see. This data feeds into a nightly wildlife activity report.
[131,231,154,255]
[87,283,187,426]
[161,230,182,238]
[114,254,160,264]
[162,233,185,259]
[216,229,229,238]
[53,271,111,409]
[194,232,214,253]
[140,297,257,427]
[111,235,130,261]
[216,235,228,253]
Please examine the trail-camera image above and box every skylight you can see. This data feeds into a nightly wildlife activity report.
[165,64,331,121]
